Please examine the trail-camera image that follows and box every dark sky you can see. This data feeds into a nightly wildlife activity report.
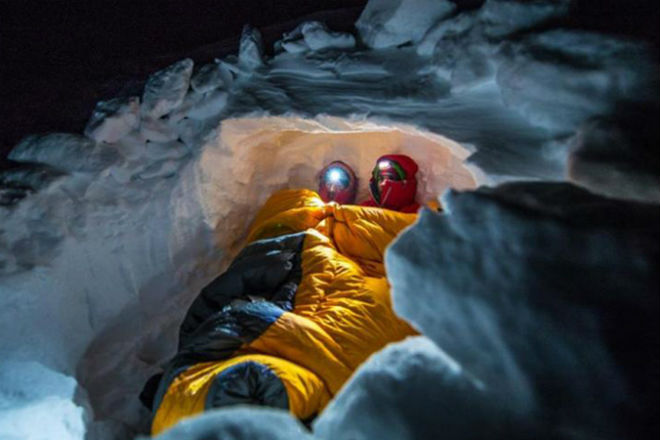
[1,0,658,169]
[0,0,371,167]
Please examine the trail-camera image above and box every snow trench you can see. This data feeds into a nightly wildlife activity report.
[1,1,658,439]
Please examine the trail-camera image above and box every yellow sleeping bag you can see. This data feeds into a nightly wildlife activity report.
[151,189,418,435]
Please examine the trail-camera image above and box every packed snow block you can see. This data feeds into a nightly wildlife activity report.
[191,63,225,94]
[356,0,456,49]
[144,407,314,440]
[84,96,140,143]
[8,133,118,172]
[238,25,265,70]
[0,361,89,440]
[496,30,657,134]
[479,0,572,38]
[387,182,659,439]
[314,336,536,440]
[568,107,660,203]
[142,58,194,119]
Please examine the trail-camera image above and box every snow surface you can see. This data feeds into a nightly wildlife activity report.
[0,0,658,438]
[386,182,659,439]
[314,336,532,440]
[143,407,313,440]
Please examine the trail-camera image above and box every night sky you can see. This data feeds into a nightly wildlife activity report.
[1,0,657,169]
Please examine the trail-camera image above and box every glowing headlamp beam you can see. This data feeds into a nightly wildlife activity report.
[327,169,343,183]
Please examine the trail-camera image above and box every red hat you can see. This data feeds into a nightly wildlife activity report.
[318,161,358,204]
[367,154,419,212]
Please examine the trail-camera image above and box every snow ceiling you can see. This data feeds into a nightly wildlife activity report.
[0,1,658,439]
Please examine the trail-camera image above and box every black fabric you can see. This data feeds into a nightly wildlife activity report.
[147,232,306,414]
[179,232,306,346]
[176,300,284,363]
[139,372,163,410]
[369,177,381,204]
[204,361,289,411]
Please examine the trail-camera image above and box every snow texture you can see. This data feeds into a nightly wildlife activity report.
[496,30,658,135]
[8,133,119,172]
[480,0,572,38]
[190,63,225,94]
[0,361,89,440]
[143,407,314,440]
[0,0,658,438]
[386,182,659,439]
[85,97,140,144]
[277,21,356,54]
[238,25,265,70]
[314,336,537,440]
[356,0,456,49]
[567,107,660,203]
[141,59,194,119]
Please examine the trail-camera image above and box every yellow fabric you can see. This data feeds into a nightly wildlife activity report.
[152,354,330,434]
[152,189,418,435]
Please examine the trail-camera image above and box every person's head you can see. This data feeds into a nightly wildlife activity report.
[368,154,418,210]
[318,160,357,204]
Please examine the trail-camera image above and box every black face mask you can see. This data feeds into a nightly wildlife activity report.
[369,177,381,204]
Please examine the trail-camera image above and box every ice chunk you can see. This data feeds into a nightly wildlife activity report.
[191,63,225,94]
[238,25,265,70]
[387,182,659,439]
[8,133,118,172]
[480,0,572,38]
[143,407,314,440]
[275,24,308,54]
[0,361,89,440]
[314,336,536,440]
[141,59,194,119]
[356,0,456,49]
[84,97,140,144]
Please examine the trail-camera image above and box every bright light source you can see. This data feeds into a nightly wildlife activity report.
[327,168,342,183]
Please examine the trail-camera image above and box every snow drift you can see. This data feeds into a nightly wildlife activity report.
[0,0,658,439]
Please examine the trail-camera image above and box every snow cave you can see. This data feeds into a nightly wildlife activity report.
[0,1,658,440]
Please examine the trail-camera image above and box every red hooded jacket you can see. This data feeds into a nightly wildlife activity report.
[361,154,420,213]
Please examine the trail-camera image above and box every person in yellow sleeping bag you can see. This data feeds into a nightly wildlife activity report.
[146,188,419,435]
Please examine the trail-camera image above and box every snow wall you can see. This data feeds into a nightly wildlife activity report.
[0,1,658,439]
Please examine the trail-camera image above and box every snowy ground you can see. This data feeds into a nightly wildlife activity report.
[0,1,658,439]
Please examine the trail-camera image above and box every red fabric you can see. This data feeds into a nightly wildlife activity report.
[360,154,420,212]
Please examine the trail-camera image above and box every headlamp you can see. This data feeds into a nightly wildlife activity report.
[324,166,349,188]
